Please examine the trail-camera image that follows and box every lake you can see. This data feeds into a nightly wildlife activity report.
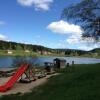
[0,56,100,68]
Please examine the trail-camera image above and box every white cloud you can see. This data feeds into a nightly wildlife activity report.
[0,34,8,41]
[17,0,53,11]
[0,21,5,26]
[66,35,81,44]
[47,20,100,50]
[57,38,100,50]
[62,34,100,50]
[66,34,97,45]
[47,20,83,35]
[78,44,99,51]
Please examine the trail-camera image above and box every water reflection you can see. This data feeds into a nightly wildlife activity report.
[0,56,100,68]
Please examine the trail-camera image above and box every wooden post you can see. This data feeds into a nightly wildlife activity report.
[67,63,69,67]
[72,61,74,66]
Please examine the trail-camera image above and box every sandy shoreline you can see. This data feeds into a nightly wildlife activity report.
[0,73,59,96]
[0,68,15,72]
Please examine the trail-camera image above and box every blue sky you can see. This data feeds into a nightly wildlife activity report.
[0,0,99,50]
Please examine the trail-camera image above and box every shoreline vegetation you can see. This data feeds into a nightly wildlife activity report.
[0,50,100,58]
[0,40,100,58]
[0,63,100,100]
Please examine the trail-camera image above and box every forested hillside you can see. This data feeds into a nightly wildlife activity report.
[0,40,99,57]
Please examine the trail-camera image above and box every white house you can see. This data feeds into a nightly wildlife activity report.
[7,50,13,54]
[25,50,30,53]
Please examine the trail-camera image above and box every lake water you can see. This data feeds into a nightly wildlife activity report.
[0,56,100,68]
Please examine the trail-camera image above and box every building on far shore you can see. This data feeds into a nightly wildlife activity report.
[25,50,30,53]
[37,50,52,55]
[94,53,98,56]
[7,50,13,54]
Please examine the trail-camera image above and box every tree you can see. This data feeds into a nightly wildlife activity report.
[16,44,23,51]
[62,0,100,40]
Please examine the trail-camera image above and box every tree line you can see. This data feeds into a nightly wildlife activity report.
[0,40,99,56]
[0,40,52,52]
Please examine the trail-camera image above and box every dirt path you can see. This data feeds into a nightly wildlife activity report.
[0,73,59,96]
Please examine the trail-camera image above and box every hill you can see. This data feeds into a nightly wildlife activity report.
[0,40,99,57]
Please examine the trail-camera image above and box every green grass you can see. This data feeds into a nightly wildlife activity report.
[0,50,100,58]
[0,63,100,100]
[0,50,38,57]
[0,50,58,57]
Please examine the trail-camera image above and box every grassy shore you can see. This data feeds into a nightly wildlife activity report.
[0,50,38,57]
[0,63,100,100]
[0,50,62,57]
[0,50,100,58]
